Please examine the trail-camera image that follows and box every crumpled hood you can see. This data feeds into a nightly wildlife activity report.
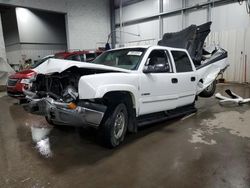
[34,58,132,74]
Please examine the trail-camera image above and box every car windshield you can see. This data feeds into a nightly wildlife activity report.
[92,48,146,70]
[31,56,54,68]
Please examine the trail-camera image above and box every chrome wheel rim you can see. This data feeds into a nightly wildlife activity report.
[114,111,125,139]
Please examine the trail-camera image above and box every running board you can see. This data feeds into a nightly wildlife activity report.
[137,104,197,127]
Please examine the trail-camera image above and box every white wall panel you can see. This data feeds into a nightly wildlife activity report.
[163,14,182,33]
[211,3,250,32]
[185,8,207,27]
[67,0,110,50]
[5,44,21,65]
[163,0,182,12]
[118,20,159,46]
[206,30,246,83]
[0,13,6,61]
[20,44,65,62]
[207,2,250,82]
[243,28,250,83]
[115,0,159,24]
[186,0,208,7]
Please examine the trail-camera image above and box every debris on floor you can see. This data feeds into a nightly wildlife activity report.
[31,126,52,142]
[31,126,53,158]
[35,138,52,158]
[215,89,250,105]
[21,177,31,183]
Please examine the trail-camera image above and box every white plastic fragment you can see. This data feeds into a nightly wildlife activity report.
[215,90,250,105]
[35,138,52,158]
[31,126,51,142]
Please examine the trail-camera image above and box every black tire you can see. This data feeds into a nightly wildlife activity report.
[99,103,128,148]
[199,80,216,98]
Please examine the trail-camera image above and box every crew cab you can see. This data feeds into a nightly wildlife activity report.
[23,22,229,148]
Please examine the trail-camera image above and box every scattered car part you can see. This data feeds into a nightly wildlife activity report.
[215,89,250,104]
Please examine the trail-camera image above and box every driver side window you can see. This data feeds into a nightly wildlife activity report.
[145,50,172,73]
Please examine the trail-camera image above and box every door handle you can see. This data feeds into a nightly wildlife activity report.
[171,78,178,84]
[191,77,196,82]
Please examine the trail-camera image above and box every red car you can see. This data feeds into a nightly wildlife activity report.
[7,55,53,101]
[7,50,103,103]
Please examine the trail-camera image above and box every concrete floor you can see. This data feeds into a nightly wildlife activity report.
[0,83,250,188]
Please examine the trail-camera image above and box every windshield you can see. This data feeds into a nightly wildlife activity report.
[31,56,54,68]
[92,48,146,70]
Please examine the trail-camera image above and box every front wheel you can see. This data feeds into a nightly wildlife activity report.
[99,103,128,148]
[199,80,216,98]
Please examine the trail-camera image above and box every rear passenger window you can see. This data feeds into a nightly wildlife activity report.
[171,51,193,72]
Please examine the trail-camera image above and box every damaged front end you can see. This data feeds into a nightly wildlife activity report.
[23,67,107,127]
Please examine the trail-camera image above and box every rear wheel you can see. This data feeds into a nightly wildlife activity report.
[99,103,128,148]
[199,80,216,98]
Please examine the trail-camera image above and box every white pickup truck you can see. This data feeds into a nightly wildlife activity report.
[23,22,229,148]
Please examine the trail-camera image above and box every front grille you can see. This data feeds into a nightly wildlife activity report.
[7,79,19,86]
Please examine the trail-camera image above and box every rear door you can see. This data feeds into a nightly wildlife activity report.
[170,50,197,106]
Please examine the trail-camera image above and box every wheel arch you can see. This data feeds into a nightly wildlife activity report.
[102,90,138,133]
[95,85,139,114]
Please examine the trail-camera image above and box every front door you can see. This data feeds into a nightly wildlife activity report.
[139,49,179,115]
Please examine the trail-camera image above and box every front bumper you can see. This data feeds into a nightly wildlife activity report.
[23,97,106,127]
[7,81,25,99]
